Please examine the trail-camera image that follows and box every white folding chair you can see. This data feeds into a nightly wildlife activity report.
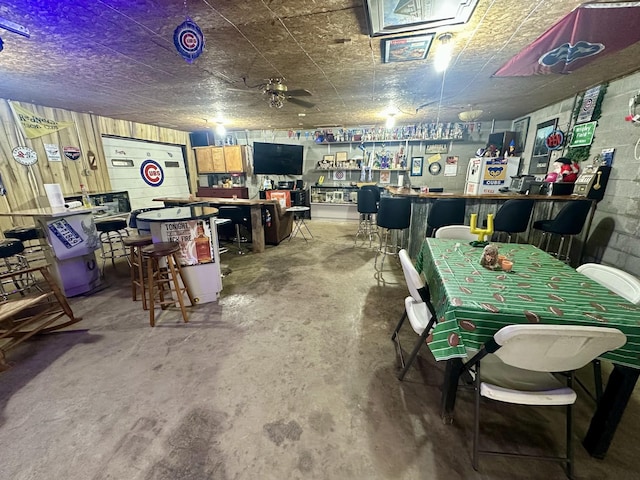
[391,249,437,380]
[461,324,626,479]
[575,263,640,401]
[434,225,476,241]
[577,263,640,304]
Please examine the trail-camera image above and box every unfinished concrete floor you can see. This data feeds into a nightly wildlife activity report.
[1,220,639,479]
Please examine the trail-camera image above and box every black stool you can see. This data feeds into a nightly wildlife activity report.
[0,239,38,299]
[354,187,379,248]
[4,226,44,262]
[141,241,195,327]
[532,199,592,263]
[492,199,535,243]
[217,206,250,254]
[95,218,129,275]
[427,198,466,237]
[375,197,411,271]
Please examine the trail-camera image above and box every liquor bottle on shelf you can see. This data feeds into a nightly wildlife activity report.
[80,184,92,208]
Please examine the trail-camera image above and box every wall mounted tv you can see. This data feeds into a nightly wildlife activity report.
[253,142,304,175]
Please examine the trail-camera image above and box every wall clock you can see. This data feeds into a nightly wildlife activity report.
[12,146,38,166]
[429,162,442,175]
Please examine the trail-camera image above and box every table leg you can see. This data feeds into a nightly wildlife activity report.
[249,206,265,253]
[583,364,640,458]
[441,358,464,423]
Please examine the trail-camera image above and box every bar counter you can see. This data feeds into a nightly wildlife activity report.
[385,187,595,262]
[0,206,101,296]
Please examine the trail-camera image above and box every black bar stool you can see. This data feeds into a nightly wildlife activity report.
[426,198,466,237]
[95,218,129,275]
[217,206,250,254]
[4,226,45,263]
[123,234,153,310]
[375,196,411,272]
[492,199,535,243]
[0,239,39,299]
[532,199,592,263]
[354,188,379,248]
[141,241,195,327]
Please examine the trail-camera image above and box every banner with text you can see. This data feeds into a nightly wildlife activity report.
[10,102,75,139]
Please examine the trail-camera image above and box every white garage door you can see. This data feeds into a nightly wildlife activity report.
[102,136,190,210]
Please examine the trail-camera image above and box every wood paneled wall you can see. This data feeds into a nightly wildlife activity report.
[0,99,196,231]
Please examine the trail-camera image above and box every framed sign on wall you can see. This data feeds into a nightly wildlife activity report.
[528,118,557,174]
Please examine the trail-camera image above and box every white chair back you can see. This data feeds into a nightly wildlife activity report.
[399,249,425,303]
[577,263,640,304]
[493,324,626,372]
[434,225,476,241]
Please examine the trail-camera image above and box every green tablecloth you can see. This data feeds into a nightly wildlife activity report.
[416,239,640,368]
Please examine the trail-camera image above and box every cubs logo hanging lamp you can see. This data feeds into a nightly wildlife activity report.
[173,1,204,64]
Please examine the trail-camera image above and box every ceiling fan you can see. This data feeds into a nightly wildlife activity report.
[228,77,315,109]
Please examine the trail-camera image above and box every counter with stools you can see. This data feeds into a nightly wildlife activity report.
[95,218,129,275]
[141,241,194,327]
[135,205,222,305]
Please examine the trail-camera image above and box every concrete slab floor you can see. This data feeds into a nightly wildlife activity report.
[1,220,639,479]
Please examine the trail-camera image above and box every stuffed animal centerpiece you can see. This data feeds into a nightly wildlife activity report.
[480,244,500,270]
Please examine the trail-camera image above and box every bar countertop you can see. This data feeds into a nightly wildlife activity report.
[136,205,219,223]
[385,186,585,201]
[0,206,95,218]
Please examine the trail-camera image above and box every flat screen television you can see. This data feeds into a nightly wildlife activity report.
[253,142,304,175]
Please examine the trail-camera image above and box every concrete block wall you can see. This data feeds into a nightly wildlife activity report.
[521,72,640,274]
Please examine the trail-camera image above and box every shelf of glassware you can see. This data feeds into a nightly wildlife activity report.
[309,186,360,220]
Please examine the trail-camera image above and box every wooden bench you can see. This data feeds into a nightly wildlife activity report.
[0,266,82,370]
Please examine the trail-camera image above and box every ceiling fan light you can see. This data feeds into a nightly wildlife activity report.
[458,109,483,122]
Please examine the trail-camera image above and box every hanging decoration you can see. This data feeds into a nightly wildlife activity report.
[12,146,38,166]
[173,18,205,63]
[567,83,608,162]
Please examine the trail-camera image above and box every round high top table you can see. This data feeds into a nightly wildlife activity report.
[136,205,222,304]
[286,206,313,242]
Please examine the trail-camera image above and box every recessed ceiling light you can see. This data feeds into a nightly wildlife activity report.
[298,113,306,117]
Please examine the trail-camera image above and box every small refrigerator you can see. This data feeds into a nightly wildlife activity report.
[464,156,521,195]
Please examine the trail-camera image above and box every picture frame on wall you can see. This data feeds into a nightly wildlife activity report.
[382,33,434,63]
[364,0,479,37]
[529,118,557,174]
[512,116,530,154]
[410,157,423,176]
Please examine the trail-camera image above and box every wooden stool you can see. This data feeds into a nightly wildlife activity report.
[141,241,195,327]
[122,234,153,310]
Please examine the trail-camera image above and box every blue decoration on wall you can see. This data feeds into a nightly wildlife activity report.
[173,18,204,63]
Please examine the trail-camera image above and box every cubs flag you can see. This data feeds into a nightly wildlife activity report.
[494,2,640,77]
[10,102,74,139]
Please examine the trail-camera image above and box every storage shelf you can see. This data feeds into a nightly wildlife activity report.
[315,139,459,145]
[314,168,407,172]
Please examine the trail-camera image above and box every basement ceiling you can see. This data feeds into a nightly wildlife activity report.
[1,0,640,133]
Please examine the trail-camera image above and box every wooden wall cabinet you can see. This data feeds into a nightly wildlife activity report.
[194,145,246,173]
